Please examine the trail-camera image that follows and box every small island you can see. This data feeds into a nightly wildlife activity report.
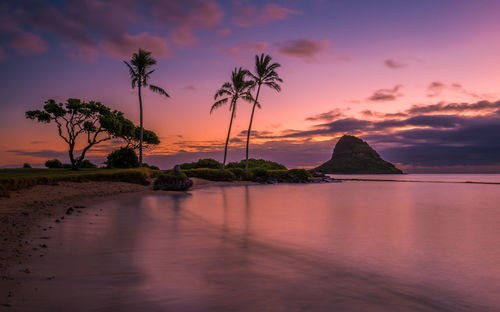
[316,135,403,174]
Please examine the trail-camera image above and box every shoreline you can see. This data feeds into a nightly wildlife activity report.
[0,178,258,306]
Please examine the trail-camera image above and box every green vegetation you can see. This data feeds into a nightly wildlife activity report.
[23,163,32,168]
[226,158,287,170]
[245,54,283,170]
[45,159,63,168]
[183,168,236,181]
[106,147,139,168]
[141,163,160,170]
[124,49,169,165]
[180,158,222,170]
[25,98,145,170]
[0,168,161,197]
[123,127,160,150]
[210,67,254,168]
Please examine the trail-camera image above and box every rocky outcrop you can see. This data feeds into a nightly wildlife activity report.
[316,135,403,174]
[153,171,193,191]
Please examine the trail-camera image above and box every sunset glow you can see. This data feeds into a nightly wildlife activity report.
[1,0,500,171]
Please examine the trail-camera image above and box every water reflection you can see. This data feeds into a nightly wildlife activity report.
[12,181,500,311]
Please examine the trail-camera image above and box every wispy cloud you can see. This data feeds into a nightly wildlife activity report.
[368,85,403,102]
[234,3,298,28]
[276,38,330,61]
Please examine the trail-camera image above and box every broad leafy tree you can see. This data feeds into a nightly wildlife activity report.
[122,126,160,150]
[211,67,253,168]
[26,98,132,170]
[124,49,169,165]
[245,54,282,170]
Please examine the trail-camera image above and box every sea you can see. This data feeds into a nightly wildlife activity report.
[12,174,500,311]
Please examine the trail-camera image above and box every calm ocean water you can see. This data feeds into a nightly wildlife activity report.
[13,175,500,311]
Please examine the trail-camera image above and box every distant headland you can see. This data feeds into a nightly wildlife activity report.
[316,135,403,174]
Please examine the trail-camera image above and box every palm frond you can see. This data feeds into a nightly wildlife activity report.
[210,98,229,114]
[149,84,170,97]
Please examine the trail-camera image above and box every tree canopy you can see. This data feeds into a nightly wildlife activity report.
[26,98,141,170]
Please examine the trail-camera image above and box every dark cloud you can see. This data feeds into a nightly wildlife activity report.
[384,58,406,69]
[276,39,329,61]
[233,3,298,28]
[0,0,223,59]
[368,85,403,102]
[407,100,500,115]
[427,81,445,97]
[306,109,345,122]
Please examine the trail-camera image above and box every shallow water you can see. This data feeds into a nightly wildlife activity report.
[12,178,500,311]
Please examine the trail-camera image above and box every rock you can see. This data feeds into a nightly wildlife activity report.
[154,174,193,191]
[316,135,403,174]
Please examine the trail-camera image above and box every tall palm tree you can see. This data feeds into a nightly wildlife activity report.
[211,67,253,169]
[124,49,169,165]
[245,54,282,170]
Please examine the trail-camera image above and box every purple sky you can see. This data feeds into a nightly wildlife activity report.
[1,0,500,172]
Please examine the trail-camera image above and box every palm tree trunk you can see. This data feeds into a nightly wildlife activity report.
[223,100,236,169]
[245,84,261,171]
[138,84,143,166]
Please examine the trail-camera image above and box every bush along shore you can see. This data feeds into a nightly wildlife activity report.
[0,158,338,197]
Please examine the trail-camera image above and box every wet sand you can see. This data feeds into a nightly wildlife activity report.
[2,182,497,311]
[0,178,256,309]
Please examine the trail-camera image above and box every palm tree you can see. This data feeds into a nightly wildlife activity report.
[124,49,169,165]
[211,67,253,169]
[245,54,282,170]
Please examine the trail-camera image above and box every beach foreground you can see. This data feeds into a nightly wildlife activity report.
[2,178,500,311]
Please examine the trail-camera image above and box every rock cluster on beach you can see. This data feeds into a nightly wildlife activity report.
[316,135,403,174]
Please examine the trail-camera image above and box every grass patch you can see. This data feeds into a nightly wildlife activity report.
[183,169,236,181]
[0,168,161,197]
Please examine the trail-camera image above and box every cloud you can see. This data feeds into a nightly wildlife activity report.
[234,3,298,27]
[8,30,48,54]
[426,81,487,99]
[368,85,403,102]
[1,0,222,59]
[276,38,330,61]
[427,81,445,97]
[171,27,198,46]
[103,33,172,59]
[224,41,268,57]
[306,109,345,122]
[407,100,500,115]
[0,45,5,60]
[384,58,406,69]
[183,85,196,90]
[218,28,231,37]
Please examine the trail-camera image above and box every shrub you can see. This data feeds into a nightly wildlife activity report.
[226,158,287,170]
[45,159,63,168]
[0,184,9,197]
[79,159,97,168]
[142,163,160,170]
[23,163,32,168]
[227,168,246,180]
[286,169,312,182]
[106,147,139,168]
[180,158,222,169]
[154,172,192,191]
[183,169,235,181]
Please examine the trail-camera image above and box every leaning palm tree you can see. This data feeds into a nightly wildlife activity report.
[211,67,253,169]
[245,54,283,170]
[124,49,169,165]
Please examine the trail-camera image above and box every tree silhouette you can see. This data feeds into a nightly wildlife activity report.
[211,67,253,168]
[245,54,282,170]
[124,49,169,165]
[26,99,132,170]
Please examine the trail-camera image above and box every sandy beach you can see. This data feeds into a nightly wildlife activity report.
[0,178,257,308]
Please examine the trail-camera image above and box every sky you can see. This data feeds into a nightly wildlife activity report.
[1,0,500,172]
